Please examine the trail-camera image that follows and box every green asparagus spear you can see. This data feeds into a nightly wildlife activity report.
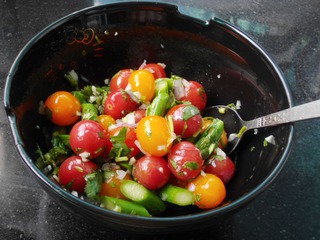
[73,91,86,104]
[195,118,224,159]
[81,103,98,121]
[101,196,151,217]
[120,180,166,214]
[146,93,170,116]
[159,184,194,206]
[146,78,171,116]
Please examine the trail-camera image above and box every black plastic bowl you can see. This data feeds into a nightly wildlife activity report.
[4,2,293,234]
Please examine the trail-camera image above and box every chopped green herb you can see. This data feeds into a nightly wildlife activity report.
[108,128,131,160]
[169,159,177,170]
[184,162,199,170]
[182,105,200,121]
[263,139,268,147]
[84,171,103,200]
[65,180,75,190]
[75,166,84,173]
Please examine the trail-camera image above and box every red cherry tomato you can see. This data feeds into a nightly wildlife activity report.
[166,104,203,138]
[167,141,204,181]
[179,81,207,112]
[203,155,235,184]
[58,156,98,193]
[70,120,110,159]
[109,126,140,158]
[104,89,138,119]
[169,175,188,188]
[142,63,166,79]
[122,109,146,125]
[132,109,146,123]
[133,155,171,190]
[109,69,133,92]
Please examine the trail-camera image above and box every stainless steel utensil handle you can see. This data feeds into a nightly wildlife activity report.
[246,99,320,129]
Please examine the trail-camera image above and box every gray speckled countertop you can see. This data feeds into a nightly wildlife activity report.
[0,0,319,239]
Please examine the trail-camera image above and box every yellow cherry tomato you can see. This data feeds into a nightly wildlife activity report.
[44,91,81,126]
[136,116,174,157]
[128,69,155,102]
[187,173,226,209]
[97,114,116,132]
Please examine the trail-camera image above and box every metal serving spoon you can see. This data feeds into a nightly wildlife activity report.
[204,99,320,154]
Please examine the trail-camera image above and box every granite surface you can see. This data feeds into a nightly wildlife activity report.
[0,0,319,239]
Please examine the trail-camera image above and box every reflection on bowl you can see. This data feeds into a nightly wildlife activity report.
[4,2,293,234]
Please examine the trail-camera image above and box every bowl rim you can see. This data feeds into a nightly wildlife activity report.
[3,1,294,225]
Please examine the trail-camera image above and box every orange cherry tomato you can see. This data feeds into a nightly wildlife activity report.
[136,116,174,157]
[99,170,132,199]
[219,129,228,149]
[97,114,116,132]
[44,91,81,126]
[128,69,155,103]
[201,117,213,134]
[187,173,226,209]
